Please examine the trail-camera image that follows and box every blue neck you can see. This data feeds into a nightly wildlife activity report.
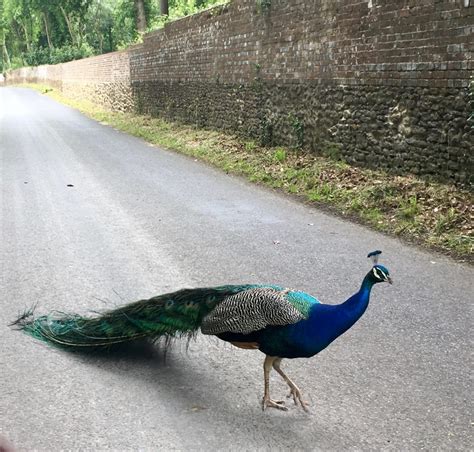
[343,274,374,312]
[335,274,374,334]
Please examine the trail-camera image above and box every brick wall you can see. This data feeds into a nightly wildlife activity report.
[7,50,133,112]
[131,0,472,86]
[6,0,473,186]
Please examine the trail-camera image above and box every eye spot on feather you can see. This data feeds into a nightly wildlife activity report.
[206,296,216,307]
[185,300,198,310]
[165,300,174,310]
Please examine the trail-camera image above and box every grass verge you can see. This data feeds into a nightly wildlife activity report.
[17,83,474,263]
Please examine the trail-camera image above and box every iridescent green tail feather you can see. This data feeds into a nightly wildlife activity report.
[11,286,251,349]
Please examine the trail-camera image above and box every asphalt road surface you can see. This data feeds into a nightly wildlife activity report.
[0,87,472,451]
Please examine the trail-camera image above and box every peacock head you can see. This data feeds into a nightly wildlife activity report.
[370,264,392,284]
[367,250,392,285]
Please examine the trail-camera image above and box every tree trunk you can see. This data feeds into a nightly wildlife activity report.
[160,0,169,16]
[60,5,77,47]
[42,13,53,49]
[92,3,103,53]
[2,39,11,70]
[107,24,113,52]
[19,20,31,52]
[134,0,147,33]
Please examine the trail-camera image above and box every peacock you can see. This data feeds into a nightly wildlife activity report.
[12,251,391,412]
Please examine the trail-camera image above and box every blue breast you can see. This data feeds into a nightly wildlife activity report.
[259,303,350,359]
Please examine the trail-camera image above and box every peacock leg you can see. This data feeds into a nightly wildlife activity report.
[272,358,309,412]
[261,355,288,411]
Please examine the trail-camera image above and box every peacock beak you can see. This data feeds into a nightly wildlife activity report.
[387,276,393,284]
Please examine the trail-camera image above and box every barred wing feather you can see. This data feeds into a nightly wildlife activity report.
[201,287,311,335]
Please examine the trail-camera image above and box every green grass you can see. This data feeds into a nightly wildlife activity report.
[17,83,474,262]
[274,148,287,163]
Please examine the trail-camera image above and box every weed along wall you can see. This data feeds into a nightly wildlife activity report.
[7,0,473,186]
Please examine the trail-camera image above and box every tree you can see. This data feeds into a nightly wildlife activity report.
[134,0,146,33]
[160,0,169,16]
[2,0,227,69]
[0,0,12,71]
[84,0,115,54]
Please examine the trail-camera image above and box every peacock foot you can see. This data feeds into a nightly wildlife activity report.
[287,388,310,412]
[261,396,288,412]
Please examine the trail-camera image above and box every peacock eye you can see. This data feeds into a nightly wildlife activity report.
[206,296,216,307]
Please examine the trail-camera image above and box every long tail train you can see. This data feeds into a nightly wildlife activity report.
[10,286,248,349]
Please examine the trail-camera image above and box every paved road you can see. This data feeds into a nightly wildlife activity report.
[0,87,472,451]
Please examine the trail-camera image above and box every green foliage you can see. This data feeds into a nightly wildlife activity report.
[149,0,227,30]
[322,142,343,161]
[83,0,115,54]
[274,148,286,163]
[434,208,457,234]
[288,113,304,149]
[260,116,274,146]
[244,140,257,152]
[111,0,163,49]
[168,0,226,18]
[23,44,93,66]
[1,0,228,71]
[398,196,420,221]
[256,0,271,13]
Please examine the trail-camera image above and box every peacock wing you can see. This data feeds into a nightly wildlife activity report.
[200,287,307,335]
